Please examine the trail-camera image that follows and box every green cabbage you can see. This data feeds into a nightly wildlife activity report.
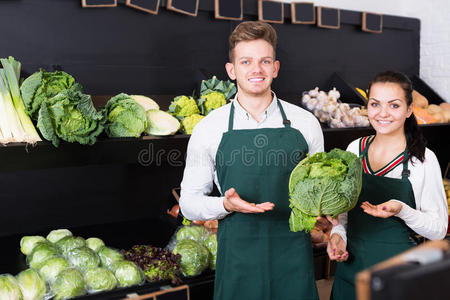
[203,234,217,270]
[146,110,180,136]
[83,267,117,292]
[169,95,199,120]
[97,246,124,270]
[55,236,86,257]
[46,229,72,244]
[197,91,227,115]
[113,261,144,287]
[0,274,23,300]
[67,247,100,272]
[37,89,104,147]
[130,95,159,111]
[289,148,362,233]
[103,93,147,138]
[180,114,204,135]
[51,268,86,300]
[20,236,47,255]
[176,225,208,243]
[85,237,105,252]
[27,242,59,269]
[16,269,46,300]
[173,239,209,277]
[38,257,70,284]
[20,69,81,120]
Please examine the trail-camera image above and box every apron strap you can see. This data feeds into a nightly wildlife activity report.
[227,99,291,131]
[401,149,410,179]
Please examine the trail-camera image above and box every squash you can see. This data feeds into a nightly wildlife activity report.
[412,90,428,108]
[412,106,436,124]
[427,104,441,114]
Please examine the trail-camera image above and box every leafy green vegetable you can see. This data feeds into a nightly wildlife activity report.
[83,267,117,293]
[97,246,124,271]
[146,110,180,136]
[169,95,199,120]
[20,236,47,255]
[67,247,100,272]
[113,260,144,287]
[20,69,81,120]
[85,237,105,252]
[203,233,217,270]
[176,225,208,243]
[55,236,86,257]
[0,274,23,300]
[173,239,209,277]
[46,229,72,244]
[130,95,159,111]
[38,257,70,284]
[200,76,236,100]
[51,268,86,300]
[180,114,204,135]
[289,148,362,232]
[16,269,47,300]
[37,89,104,147]
[27,242,59,269]
[103,93,147,138]
[197,91,227,115]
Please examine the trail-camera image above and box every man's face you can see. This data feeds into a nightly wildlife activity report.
[226,39,280,98]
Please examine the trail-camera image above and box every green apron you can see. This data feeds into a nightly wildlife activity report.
[214,100,319,300]
[331,137,416,300]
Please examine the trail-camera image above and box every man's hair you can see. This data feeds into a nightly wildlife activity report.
[228,21,277,62]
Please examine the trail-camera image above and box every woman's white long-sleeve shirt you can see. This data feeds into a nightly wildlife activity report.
[330,139,448,242]
[179,94,324,221]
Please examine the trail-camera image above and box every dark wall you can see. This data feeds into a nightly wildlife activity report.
[0,0,420,98]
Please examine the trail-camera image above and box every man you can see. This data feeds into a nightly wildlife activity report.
[179,21,323,300]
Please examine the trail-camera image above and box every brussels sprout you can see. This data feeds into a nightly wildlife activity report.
[0,274,23,300]
[203,234,217,270]
[27,242,59,269]
[97,246,124,270]
[114,261,144,287]
[176,225,208,243]
[46,229,72,243]
[16,269,46,300]
[67,247,100,272]
[85,237,105,252]
[20,236,47,256]
[173,239,210,277]
[55,236,85,257]
[84,267,117,292]
[38,257,70,284]
[51,268,86,300]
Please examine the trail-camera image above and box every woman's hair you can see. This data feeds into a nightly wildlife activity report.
[368,70,426,162]
[228,21,277,62]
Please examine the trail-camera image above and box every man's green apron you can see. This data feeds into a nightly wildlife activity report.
[213,100,318,300]
[331,138,416,300]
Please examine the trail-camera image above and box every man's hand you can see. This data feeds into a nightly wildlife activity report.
[223,188,275,213]
[361,200,402,218]
[327,233,348,262]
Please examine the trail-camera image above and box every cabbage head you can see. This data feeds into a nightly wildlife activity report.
[51,268,86,300]
[55,236,86,257]
[169,95,199,120]
[46,229,72,244]
[130,95,159,111]
[0,274,23,300]
[16,269,46,300]
[67,247,100,272]
[113,261,143,287]
[103,93,147,138]
[27,242,59,269]
[146,110,180,136]
[37,89,104,147]
[203,234,217,270]
[20,236,47,255]
[38,257,70,284]
[97,246,124,270]
[85,237,105,252]
[83,267,117,293]
[197,91,226,115]
[173,239,209,277]
[289,148,362,233]
[176,225,208,243]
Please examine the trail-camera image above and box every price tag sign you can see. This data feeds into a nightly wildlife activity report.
[317,6,340,29]
[81,0,117,8]
[362,12,383,33]
[291,2,315,24]
[125,0,160,15]
[258,0,284,24]
[215,0,243,21]
[167,0,199,17]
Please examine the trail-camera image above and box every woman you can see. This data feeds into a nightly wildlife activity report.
[328,71,448,300]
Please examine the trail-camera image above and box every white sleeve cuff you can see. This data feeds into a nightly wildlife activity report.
[394,200,415,221]
[330,224,347,244]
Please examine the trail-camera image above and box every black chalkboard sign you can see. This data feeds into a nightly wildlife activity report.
[167,0,199,17]
[215,0,243,21]
[258,0,284,24]
[362,12,383,33]
[291,2,315,24]
[81,0,117,7]
[317,6,340,29]
[126,0,159,14]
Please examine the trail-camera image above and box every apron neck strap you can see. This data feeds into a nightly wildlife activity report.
[228,99,291,131]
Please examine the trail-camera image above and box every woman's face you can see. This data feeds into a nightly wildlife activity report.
[367,82,412,136]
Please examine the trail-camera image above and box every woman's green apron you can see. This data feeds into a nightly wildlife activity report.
[214,100,318,300]
[332,136,416,300]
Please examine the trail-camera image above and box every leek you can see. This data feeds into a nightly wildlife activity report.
[0,70,25,143]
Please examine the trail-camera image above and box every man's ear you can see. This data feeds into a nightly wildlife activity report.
[273,60,280,78]
[225,62,236,80]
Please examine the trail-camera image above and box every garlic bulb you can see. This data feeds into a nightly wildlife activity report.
[328,87,340,100]
[308,87,319,97]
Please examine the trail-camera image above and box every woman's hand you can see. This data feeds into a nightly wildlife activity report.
[327,233,348,262]
[361,200,402,218]
[223,188,274,213]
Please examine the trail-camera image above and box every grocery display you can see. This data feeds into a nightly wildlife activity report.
[412,90,450,124]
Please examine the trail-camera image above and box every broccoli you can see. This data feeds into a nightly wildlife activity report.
[197,91,227,115]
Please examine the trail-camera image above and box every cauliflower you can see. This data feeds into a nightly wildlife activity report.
[198,91,227,115]
[169,95,199,119]
[181,114,204,135]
